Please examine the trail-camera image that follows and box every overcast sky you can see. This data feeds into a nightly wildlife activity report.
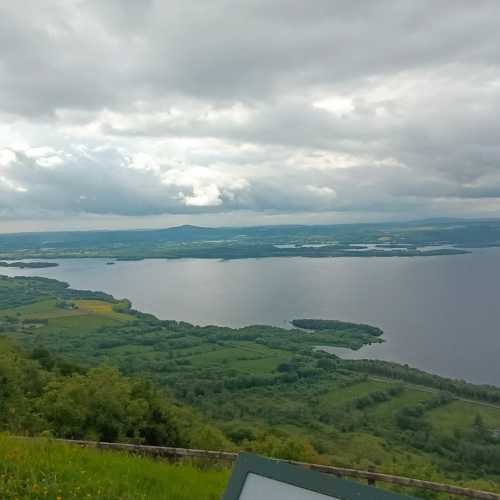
[2,0,500,232]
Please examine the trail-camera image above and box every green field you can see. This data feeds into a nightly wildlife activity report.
[319,380,391,407]
[428,400,500,434]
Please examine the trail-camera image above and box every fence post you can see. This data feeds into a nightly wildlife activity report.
[367,466,376,486]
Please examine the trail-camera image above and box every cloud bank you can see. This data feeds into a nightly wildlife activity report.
[2,0,500,229]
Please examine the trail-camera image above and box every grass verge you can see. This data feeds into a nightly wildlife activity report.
[0,435,229,499]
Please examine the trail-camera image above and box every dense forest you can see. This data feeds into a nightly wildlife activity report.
[1,275,500,496]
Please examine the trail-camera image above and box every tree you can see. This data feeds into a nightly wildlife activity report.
[38,366,183,446]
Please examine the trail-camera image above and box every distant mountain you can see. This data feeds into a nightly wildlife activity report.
[1,218,500,255]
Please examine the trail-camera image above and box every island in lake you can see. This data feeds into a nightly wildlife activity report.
[0,261,58,269]
[291,318,384,349]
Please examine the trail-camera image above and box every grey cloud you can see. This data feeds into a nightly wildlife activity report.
[2,0,500,225]
[3,1,500,115]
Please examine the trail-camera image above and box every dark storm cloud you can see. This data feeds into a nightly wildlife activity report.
[2,0,500,224]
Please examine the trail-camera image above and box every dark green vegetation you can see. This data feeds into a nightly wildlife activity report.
[0,435,229,499]
[1,275,500,496]
[0,334,230,450]
[5,218,500,260]
[0,261,58,268]
[292,319,384,349]
[0,275,114,309]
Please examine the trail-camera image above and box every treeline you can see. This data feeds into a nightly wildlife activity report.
[344,359,500,404]
[353,385,404,410]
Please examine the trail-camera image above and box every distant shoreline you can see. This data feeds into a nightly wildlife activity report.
[3,219,499,261]
[0,261,59,269]
[0,247,469,261]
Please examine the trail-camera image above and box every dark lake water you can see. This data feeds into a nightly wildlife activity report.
[2,249,500,386]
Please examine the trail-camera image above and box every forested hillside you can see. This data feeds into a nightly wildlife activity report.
[1,275,500,496]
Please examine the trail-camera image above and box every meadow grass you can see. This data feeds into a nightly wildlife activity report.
[0,299,56,316]
[367,389,433,421]
[0,435,229,500]
[185,347,245,366]
[427,400,500,433]
[230,354,291,374]
[184,342,291,373]
[74,300,133,322]
[318,380,391,409]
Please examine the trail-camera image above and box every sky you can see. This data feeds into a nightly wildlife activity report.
[2,0,500,232]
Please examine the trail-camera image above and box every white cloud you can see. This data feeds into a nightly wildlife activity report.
[36,155,64,168]
[25,147,58,159]
[0,149,16,167]
[307,185,336,197]
[127,152,160,172]
[183,184,222,207]
[313,96,354,116]
[161,166,249,208]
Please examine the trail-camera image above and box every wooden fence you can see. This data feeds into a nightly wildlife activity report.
[19,438,500,499]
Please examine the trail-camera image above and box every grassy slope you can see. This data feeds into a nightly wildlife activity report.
[0,435,229,500]
[428,400,500,433]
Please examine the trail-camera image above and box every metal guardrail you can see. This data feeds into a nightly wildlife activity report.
[39,438,500,499]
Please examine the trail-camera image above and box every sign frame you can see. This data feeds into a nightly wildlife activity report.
[222,453,416,500]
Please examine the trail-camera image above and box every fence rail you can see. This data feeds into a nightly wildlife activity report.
[17,437,500,499]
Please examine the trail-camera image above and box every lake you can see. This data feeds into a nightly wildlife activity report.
[2,249,500,386]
